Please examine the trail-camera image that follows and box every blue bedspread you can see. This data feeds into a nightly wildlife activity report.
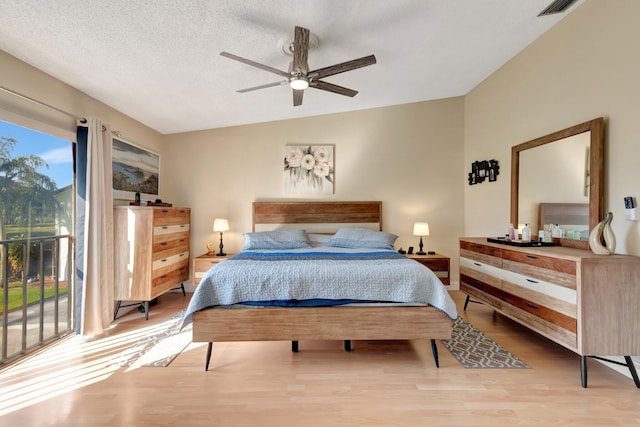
[182,247,458,326]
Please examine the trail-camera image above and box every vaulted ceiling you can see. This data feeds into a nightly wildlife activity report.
[0,1,584,134]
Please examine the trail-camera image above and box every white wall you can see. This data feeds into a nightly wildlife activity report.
[163,98,466,289]
[464,0,640,255]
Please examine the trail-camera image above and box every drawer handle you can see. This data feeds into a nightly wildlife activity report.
[179,254,185,257]
[179,210,186,213]
[180,225,186,228]
[161,259,167,262]
[162,209,169,213]
[526,303,539,309]
[526,278,539,284]
[472,244,483,249]
[160,242,168,246]
[179,239,185,242]
[162,226,168,229]
[160,275,167,279]
[474,262,482,267]
[527,255,538,259]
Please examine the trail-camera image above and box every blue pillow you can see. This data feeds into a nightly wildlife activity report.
[328,227,398,250]
[243,229,312,250]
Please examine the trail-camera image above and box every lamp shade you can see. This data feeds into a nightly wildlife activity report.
[413,222,430,236]
[213,218,229,233]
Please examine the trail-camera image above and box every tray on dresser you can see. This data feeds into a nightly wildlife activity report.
[486,237,555,247]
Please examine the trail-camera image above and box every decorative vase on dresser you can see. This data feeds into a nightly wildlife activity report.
[113,206,191,319]
[459,237,640,388]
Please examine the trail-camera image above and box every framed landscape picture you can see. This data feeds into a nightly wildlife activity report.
[112,137,159,200]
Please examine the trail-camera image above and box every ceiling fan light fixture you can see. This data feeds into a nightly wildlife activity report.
[290,77,309,90]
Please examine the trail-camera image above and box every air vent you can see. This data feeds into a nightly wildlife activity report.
[538,0,579,16]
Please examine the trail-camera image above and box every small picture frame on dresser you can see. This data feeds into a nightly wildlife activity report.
[407,246,414,255]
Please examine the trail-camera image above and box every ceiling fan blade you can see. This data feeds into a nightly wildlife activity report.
[293,26,310,74]
[293,89,304,106]
[236,80,289,93]
[220,52,289,78]
[308,55,377,80]
[310,80,358,97]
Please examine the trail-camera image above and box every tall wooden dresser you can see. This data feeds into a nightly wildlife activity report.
[459,237,640,387]
[114,206,190,319]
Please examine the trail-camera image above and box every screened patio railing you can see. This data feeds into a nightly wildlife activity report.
[1,235,73,365]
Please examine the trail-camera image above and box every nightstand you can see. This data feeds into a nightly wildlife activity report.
[192,253,234,285]
[405,253,450,286]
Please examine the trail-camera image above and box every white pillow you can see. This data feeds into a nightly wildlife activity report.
[243,229,311,250]
[307,233,333,245]
[328,227,398,250]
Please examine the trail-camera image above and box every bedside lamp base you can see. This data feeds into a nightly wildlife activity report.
[416,236,427,255]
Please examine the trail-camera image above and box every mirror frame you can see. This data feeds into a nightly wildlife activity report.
[510,117,604,249]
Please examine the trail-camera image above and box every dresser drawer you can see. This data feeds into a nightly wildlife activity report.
[193,258,221,285]
[501,290,577,333]
[192,254,234,285]
[501,269,576,305]
[502,249,576,290]
[415,258,448,271]
[409,256,450,285]
[153,251,190,271]
[153,208,190,226]
[153,244,190,262]
[153,235,190,254]
[460,240,502,257]
[501,301,577,351]
[460,272,503,298]
[502,249,576,274]
[152,263,190,295]
[154,223,190,237]
[460,256,503,278]
[501,279,576,319]
[460,242,502,268]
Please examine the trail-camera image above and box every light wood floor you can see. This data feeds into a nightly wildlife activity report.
[1,291,639,426]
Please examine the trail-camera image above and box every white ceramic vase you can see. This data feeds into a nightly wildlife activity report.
[603,212,616,253]
[589,212,615,255]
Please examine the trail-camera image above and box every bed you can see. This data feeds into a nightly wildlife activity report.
[184,201,457,370]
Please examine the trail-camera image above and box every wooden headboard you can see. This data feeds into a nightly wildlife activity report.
[538,202,589,230]
[253,201,382,232]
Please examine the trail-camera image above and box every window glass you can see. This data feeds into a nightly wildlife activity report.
[0,119,73,362]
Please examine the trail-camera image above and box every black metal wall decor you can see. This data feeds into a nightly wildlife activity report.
[468,159,499,185]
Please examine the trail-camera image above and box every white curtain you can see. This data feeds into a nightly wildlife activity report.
[78,118,114,337]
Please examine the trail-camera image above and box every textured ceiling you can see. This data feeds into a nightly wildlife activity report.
[0,1,584,135]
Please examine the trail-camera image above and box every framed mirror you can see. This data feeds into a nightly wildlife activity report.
[510,118,604,249]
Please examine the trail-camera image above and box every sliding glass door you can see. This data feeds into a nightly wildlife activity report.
[0,119,74,364]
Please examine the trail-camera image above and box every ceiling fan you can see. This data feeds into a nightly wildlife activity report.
[220,26,376,107]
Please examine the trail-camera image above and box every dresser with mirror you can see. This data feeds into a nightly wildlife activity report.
[460,118,640,388]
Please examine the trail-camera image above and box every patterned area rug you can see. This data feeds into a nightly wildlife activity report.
[109,309,191,368]
[441,317,529,368]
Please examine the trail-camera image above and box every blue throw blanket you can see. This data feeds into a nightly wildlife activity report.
[183,247,458,326]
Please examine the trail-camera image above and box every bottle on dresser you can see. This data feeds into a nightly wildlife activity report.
[521,223,531,242]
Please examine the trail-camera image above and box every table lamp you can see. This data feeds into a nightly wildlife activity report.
[213,218,229,256]
[413,222,430,255]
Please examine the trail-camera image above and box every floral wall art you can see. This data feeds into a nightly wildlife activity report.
[284,145,334,194]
